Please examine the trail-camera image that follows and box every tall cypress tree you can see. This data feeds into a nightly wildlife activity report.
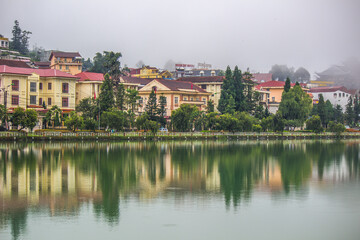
[317,94,326,126]
[345,96,354,126]
[145,90,158,121]
[115,83,126,110]
[354,96,360,124]
[158,95,167,126]
[233,66,245,112]
[284,77,291,92]
[218,66,233,113]
[99,73,114,112]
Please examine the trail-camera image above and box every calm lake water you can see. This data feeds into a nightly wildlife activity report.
[0,140,359,240]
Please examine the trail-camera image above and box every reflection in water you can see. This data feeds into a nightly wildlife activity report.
[0,140,359,239]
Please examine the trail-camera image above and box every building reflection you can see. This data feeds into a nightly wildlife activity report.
[0,140,359,237]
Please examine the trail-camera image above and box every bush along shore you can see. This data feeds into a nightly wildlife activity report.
[1,131,360,142]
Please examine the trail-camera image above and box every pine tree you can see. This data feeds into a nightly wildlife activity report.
[317,94,327,126]
[284,77,291,92]
[225,95,236,114]
[334,105,344,123]
[145,90,158,121]
[115,83,126,110]
[345,96,354,126]
[10,20,32,55]
[233,66,245,112]
[206,100,215,113]
[217,66,233,113]
[99,73,114,113]
[158,95,167,127]
[354,96,360,124]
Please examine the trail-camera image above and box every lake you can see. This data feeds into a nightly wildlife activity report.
[0,140,359,240]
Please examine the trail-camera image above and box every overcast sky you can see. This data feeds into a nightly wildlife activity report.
[1,0,359,77]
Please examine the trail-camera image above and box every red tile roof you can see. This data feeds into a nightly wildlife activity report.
[0,59,31,68]
[155,79,208,93]
[34,61,51,69]
[255,80,307,90]
[309,86,352,94]
[251,73,272,83]
[177,76,224,83]
[0,65,78,78]
[49,51,81,60]
[120,76,152,86]
[76,72,104,82]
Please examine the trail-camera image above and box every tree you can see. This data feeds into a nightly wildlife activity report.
[345,96,354,126]
[306,115,323,133]
[284,77,291,92]
[0,104,8,128]
[171,104,200,132]
[76,97,98,120]
[90,52,106,73]
[82,58,93,71]
[11,107,25,130]
[233,66,245,112]
[145,90,158,121]
[65,111,83,132]
[10,20,32,55]
[279,84,312,125]
[101,110,128,131]
[269,64,294,82]
[273,112,285,132]
[126,89,140,113]
[115,83,126,111]
[206,112,218,130]
[158,95,167,127]
[45,105,63,128]
[99,73,114,113]
[218,113,240,133]
[334,105,344,123]
[83,118,97,131]
[225,95,236,114]
[103,51,122,81]
[135,113,149,130]
[354,96,360,124]
[147,120,160,136]
[218,66,233,113]
[24,109,38,132]
[206,100,215,113]
[293,67,310,83]
[317,94,327,126]
[328,121,346,135]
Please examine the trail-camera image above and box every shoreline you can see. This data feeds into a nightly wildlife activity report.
[0,132,359,142]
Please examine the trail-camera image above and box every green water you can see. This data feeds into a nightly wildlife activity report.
[0,140,359,240]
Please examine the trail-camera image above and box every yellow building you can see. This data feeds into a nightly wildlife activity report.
[132,66,172,79]
[49,51,82,75]
[75,72,104,105]
[138,79,211,116]
[176,76,223,111]
[0,65,77,114]
[0,36,9,49]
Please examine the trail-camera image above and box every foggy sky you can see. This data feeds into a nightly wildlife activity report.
[1,0,360,78]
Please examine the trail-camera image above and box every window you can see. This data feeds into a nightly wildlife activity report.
[196,97,199,101]
[48,82,52,90]
[60,65,62,70]
[30,82,36,92]
[203,98,206,102]
[48,98,52,106]
[343,93,345,97]
[39,83,43,90]
[30,95,36,105]
[78,66,81,70]
[39,98,43,105]
[190,97,194,101]
[184,97,187,101]
[62,97,69,107]
[334,93,337,98]
[175,97,179,104]
[66,65,69,70]
[201,84,206,89]
[62,83,69,93]
[12,80,19,91]
[272,97,275,102]
[11,95,19,105]
[139,97,143,105]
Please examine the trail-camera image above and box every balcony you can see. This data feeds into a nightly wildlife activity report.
[181,99,206,105]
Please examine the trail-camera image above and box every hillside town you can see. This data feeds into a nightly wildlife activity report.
[0,22,359,134]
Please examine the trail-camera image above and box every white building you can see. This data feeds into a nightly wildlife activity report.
[310,86,354,111]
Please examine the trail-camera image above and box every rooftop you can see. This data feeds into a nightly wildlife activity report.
[76,72,104,82]
[177,76,224,83]
[0,65,78,78]
[49,51,82,60]
[0,59,31,68]
[120,76,152,86]
[309,86,352,94]
[154,79,208,93]
[251,73,272,83]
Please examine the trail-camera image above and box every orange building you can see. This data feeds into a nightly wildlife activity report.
[49,51,82,75]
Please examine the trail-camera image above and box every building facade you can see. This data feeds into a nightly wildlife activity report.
[138,79,211,116]
[75,72,104,105]
[0,65,77,113]
[49,51,82,75]
[309,86,353,111]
